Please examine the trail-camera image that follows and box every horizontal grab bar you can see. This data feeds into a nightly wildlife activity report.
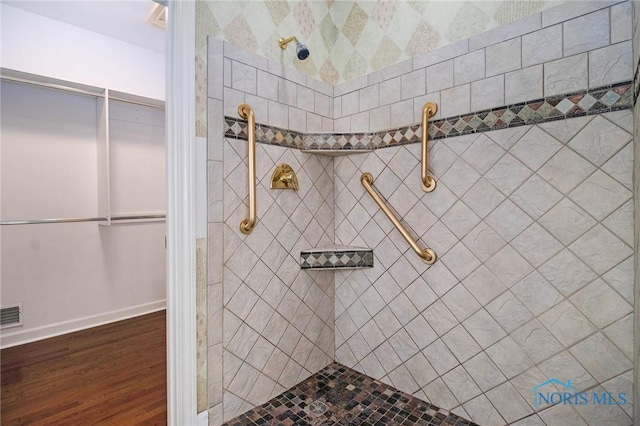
[0,214,166,226]
[361,173,436,264]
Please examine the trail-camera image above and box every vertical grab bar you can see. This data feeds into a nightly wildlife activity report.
[238,103,257,235]
[361,173,437,264]
[421,102,438,192]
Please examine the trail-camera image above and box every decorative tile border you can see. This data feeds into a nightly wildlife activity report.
[222,362,479,426]
[225,81,633,151]
[300,248,374,269]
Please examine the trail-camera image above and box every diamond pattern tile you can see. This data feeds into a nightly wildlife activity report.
[328,111,633,425]
[569,170,632,221]
[569,225,633,275]
[213,40,635,424]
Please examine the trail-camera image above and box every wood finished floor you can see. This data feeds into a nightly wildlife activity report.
[1,311,167,425]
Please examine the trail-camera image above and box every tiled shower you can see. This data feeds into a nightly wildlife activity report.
[204,1,637,425]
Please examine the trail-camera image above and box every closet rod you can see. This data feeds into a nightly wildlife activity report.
[0,214,166,226]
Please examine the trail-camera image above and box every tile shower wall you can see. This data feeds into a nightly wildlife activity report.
[331,2,635,425]
[207,39,337,424]
[195,0,566,86]
[207,2,636,425]
[333,111,634,425]
[332,1,633,132]
[194,0,571,136]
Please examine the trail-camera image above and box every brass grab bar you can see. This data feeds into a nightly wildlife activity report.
[421,102,438,192]
[361,173,436,264]
[238,103,257,235]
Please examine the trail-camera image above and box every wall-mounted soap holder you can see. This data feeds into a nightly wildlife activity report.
[270,164,299,191]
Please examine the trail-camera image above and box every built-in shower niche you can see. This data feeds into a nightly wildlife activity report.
[300,245,374,270]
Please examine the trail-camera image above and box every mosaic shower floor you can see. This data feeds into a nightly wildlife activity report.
[223,363,479,426]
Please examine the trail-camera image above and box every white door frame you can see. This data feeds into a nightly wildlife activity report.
[166,1,198,425]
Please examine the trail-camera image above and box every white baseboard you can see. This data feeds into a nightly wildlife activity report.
[0,299,166,349]
[197,410,209,426]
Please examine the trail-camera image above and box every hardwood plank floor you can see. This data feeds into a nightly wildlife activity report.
[1,311,167,425]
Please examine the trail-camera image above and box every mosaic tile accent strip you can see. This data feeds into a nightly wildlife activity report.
[224,82,633,151]
[301,248,374,270]
[222,363,479,426]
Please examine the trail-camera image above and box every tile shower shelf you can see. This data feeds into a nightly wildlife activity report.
[300,245,374,270]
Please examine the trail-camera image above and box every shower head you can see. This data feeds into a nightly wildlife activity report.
[296,41,310,60]
[278,36,310,61]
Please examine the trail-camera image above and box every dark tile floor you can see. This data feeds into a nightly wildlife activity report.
[223,363,479,426]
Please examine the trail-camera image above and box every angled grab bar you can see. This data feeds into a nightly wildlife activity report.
[238,103,257,235]
[361,173,436,264]
[421,102,438,192]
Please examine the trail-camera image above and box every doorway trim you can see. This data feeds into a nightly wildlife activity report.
[166,1,198,425]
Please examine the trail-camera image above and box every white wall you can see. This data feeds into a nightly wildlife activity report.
[0,81,166,348]
[0,3,165,100]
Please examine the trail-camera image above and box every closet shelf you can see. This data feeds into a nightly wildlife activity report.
[300,245,373,270]
[98,213,166,226]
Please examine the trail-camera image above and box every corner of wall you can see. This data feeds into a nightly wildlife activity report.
[631,2,640,423]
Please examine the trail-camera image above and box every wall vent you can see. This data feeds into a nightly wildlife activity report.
[148,3,166,29]
[1,304,22,329]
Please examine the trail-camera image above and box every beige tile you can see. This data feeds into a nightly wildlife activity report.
[462,266,507,305]
[454,49,485,86]
[486,291,533,333]
[570,279,633,329]
[421,378,459,410]
[463,309,507,348]
[464,352,507,393]
[589,41,633,88]
[611,1,632,43]
[570,224,632,275]
[570,333,632,382]
[522,24,562,68]
[486,382,534,423]
[486,37,521,77]
[486,336,534,379]
[440,84,470,118]
[426,60,453,93]
[442,365,482,404]
[510,319,563,363]
[463,394,506,426]
[401,69,426,100]
[471,75,504,112]
[544,53,588,97]
[539,301,597,347]
[563,8,610,56]
[511,271,563,316]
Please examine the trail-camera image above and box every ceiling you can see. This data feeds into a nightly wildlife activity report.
[4,0,165,53]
